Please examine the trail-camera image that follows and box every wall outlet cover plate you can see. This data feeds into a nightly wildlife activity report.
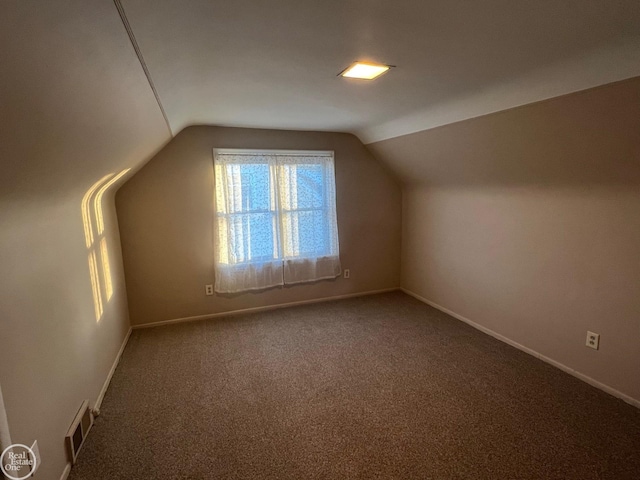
[586,331,600,350]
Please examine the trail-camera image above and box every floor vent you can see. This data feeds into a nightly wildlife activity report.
[66,400,94,464]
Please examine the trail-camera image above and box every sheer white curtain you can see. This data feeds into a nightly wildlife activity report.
[277,155,341,284]
[214,150,341,293]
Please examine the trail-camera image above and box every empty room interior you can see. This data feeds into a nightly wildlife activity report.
[1,1,640,479]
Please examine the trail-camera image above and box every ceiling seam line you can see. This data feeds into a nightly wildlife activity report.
[113,0,173,136]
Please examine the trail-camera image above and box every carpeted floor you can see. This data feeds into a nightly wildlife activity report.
[69,292,640,479]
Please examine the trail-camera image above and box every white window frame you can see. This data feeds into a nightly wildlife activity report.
[212,148,341,293]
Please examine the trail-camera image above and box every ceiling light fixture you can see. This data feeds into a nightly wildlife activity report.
[339,61,392,80]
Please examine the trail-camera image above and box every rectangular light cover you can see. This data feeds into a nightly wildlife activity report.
[341,62,390,80]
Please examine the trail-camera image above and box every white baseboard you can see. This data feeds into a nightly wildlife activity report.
[59,461,71,480]
[401,288,640,409]
[95,327,132,411]
[133,288,400,330]
[59,328,132,480]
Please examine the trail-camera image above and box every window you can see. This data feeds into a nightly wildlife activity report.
[213,149,341,293]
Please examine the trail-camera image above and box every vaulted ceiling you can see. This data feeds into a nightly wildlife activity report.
[1,0,640,201]
[0,1,170,203]
[121,0,640,142]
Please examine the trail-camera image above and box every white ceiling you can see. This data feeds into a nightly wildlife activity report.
[121,0,640,143]
[0,0,170,202]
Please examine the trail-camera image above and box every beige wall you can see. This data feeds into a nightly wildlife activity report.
[116,126,402,326]
[0,384,10,452]
[0,196,135,478]
[0,2,171,479]
[369,77,640,403]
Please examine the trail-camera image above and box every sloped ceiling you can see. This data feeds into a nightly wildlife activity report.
[367,77,640,187]
[120,0,640,143]
[1,0,639,194]
[0,0,170,204]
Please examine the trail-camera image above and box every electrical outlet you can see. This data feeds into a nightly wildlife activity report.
[205,284,214,296]
[586,331,600,350]
[343,269,350,279]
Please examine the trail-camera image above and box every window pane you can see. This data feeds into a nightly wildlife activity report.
[228,212,276,264]
[238,163,270,212]
[281,209,330,258]
[293,164,324,209]
[216,158,279,265]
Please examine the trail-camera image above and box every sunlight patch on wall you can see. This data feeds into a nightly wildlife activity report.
[88,250,103,320]
[81,169,130,321]
[95,170,129,235]
[82,175,113,248]
[100,237,113,300]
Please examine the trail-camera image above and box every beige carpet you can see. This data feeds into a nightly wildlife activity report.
[69,292,640,479]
